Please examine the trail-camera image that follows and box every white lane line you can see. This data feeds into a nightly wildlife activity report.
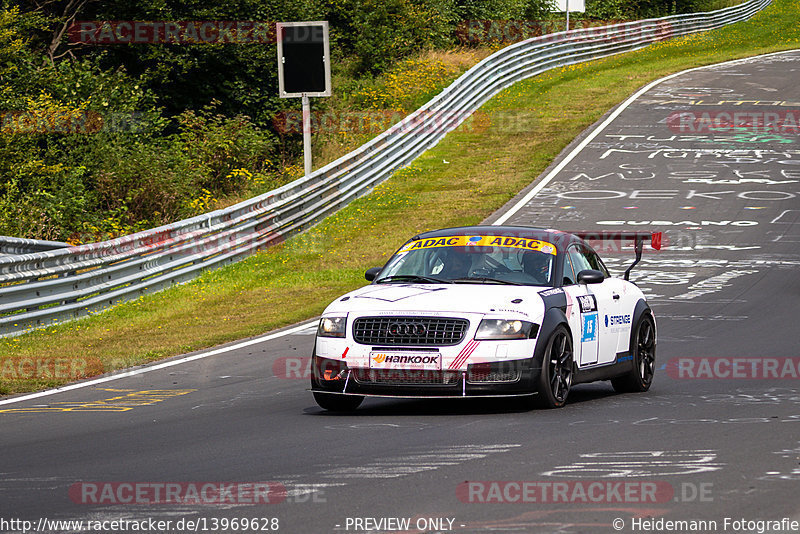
[0,320,318,406]
[492,49,800,226]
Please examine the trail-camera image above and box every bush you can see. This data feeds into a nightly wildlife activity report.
[0,0,727,243]
[176,105,277,196]
[586,0,719,19]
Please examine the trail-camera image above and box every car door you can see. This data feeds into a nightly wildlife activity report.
[567,244,621,366]
[563,249,598,366]
[582,245,630,359]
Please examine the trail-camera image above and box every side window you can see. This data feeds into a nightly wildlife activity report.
[568,245,593,276]
[583,247,610,277]
[384,249,431,277]
[562,253,576,286]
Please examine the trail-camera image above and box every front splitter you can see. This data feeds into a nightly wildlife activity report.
[309,389,537,399]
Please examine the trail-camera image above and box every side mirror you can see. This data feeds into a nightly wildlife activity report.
[577,269,604,284]
[365,267,382,281]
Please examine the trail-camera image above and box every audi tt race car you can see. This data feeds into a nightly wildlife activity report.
[310,226,660,411]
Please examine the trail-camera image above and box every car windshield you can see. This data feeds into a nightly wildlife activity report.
[375,235,557,286]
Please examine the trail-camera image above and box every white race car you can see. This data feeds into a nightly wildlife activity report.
[310,226,660,411]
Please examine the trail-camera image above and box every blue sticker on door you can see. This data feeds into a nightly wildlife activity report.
[581,312,598,342]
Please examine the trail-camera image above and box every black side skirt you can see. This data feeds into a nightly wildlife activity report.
[573,352,632,385]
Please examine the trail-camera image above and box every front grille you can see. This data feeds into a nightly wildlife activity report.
[353,316,469,346]
[352,368,460,386]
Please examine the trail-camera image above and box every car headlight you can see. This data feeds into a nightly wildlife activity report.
[318,316,347,338]
[475,319,538,340]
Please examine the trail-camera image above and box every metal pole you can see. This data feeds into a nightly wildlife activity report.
[566,0,570,32]
[302,94,312,176]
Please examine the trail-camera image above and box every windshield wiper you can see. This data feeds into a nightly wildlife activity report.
[376,274,450,284]
[452,277,522,285]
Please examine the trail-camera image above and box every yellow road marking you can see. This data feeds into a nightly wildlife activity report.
[0,389,196,413]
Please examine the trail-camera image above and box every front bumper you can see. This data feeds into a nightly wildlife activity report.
[310,355,541,398]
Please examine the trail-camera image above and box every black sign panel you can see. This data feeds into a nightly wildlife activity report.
[278,22,330,97]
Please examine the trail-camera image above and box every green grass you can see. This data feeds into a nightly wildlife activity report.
[1,0,798,395]
[709,0,747,8]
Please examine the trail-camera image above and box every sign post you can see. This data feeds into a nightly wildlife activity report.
[302,94,312,176]
[553,0,585,32]
[276,21,331,177]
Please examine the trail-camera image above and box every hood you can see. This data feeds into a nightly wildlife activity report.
[322,283,546,320]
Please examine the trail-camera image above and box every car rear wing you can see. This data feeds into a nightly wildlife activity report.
[571,231,663,281]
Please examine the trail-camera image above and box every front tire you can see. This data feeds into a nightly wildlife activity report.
[313,392,364,412]
[536,325,574,408]
[612,313,656,393]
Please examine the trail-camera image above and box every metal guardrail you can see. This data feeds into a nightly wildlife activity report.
[0,0,771,336]
[0,237,69,257]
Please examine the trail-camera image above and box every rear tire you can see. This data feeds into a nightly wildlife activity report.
[536,325,573,408]
[313,392,364,412]
[611,313,656,393]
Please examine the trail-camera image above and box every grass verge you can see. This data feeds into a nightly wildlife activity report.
[2,0,798,395]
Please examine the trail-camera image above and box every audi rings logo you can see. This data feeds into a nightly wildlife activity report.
[387,322,427,337]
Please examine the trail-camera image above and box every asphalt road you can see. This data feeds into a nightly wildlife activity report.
[2,50,800,534]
